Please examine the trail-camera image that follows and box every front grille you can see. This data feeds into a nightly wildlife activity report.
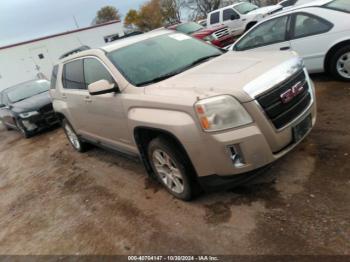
[213,27,229,39]
[256,70,311,129]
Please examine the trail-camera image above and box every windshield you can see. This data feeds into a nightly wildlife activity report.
[234,2,259,14]
[6,80,50,103]
[324,0,350,13]
[175,22,204,34]
[108,33,223,86]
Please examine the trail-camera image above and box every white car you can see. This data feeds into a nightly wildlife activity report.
[230,0,350,81]
[207,2,283,36]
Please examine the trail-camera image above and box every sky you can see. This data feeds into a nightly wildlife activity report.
[0,0,146,47]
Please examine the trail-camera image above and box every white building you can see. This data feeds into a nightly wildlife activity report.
[0,20,124,91]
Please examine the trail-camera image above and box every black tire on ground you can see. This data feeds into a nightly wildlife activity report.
[5,124,12,131]
[62,119,88,153]
[147,137,199,201]
[329,45,350,82]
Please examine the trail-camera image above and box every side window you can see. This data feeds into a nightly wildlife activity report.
[292,13,333,39]
[50,65,59,89]
[210,11,220,24]
[62,60,85,90]
[235,15,289,51]
[223,8,239,21]
[83,58,114,86]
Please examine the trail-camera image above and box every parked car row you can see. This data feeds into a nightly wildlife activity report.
[0,0,348,201]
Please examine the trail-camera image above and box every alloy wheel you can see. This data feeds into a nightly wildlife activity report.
[336,52,350,79]
[64,124,81,150]
[152,149,185,194]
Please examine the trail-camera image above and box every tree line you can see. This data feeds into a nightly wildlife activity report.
[94,0,280,31]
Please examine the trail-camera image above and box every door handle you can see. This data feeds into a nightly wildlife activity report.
[84,96,92,103]
[280,46,290,51]
[61,93,67,99]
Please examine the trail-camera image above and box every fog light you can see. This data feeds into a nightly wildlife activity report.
[228,145,246,168]
[21,120,37,131]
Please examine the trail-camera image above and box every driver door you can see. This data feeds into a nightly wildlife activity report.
[234,15,292,52]
[222,8,245,35]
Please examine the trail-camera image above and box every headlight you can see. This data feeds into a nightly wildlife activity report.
[203,35,215,42]
[195,95,253,132]
[19,111,39,118]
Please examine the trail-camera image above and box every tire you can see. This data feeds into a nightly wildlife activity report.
[15,119,31,138]
[329,45,350,82]
[147,137,197,201]
[62,119,88,152]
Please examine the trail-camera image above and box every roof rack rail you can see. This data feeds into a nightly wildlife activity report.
[59,45,91,59]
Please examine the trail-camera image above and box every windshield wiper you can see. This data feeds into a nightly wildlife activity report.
[137,54,222,86]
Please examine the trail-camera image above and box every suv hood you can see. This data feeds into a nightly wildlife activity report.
[145,51,301,103]
[12,91,52,113]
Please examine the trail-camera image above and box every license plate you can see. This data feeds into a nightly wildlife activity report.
[293,114,312,142]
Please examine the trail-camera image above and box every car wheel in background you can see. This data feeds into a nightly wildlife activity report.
[147,137,195,201]
[330,45,350,82]
[62,119,88,152]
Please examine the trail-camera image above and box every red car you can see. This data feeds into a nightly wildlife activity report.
[167,22,236,48]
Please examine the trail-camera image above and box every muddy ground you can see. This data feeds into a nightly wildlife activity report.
[0,75,349,255]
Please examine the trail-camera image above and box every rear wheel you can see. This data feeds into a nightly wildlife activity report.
[330,45,350,81]
[147,137,196,201]
[62,119,88,152]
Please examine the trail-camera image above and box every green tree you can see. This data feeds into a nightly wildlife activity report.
[124,9,139,27]
[95,6,121,25]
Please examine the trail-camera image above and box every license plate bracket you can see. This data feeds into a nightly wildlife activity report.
[293,114,312,142]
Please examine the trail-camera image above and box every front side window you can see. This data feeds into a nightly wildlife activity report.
[292,13,333,39]
[235,15,289,51]
[210,12,220,24]
[6,80,50,103]
[84,58,114,86]
[63,60,85,90]
[50,65,59,89]
[234,3,259,14]
[108,33,223,87]
[223,8,239,21]
[324,0,350,13]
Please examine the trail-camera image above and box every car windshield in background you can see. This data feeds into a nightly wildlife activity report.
[108,33,223,86]
[235,3,259,14]
[175,22,204,34]
[324,0,350,13]
[7,80,50,103]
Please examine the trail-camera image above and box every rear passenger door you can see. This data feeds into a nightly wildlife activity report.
[289,12,334,73]
[61,59,87,133]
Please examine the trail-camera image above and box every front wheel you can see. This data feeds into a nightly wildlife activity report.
[330,46,350,82]
[147,137,196,201]
[62,119,88,152]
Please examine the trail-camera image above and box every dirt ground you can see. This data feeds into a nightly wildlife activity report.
[0,75,349,255]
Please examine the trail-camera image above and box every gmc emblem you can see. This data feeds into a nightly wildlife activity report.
[280,81,305,104]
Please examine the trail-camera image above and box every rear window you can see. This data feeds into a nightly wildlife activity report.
[210,12,220,24]
[50,65,59,89]
[324,0,350,13]
[62,60,85,90]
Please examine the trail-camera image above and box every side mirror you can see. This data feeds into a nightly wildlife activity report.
[88,79,118,96]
